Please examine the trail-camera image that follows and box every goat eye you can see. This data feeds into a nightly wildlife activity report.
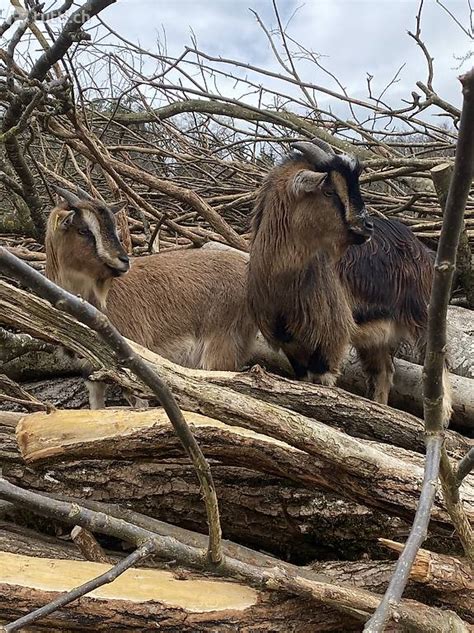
[78,228,92,237]
[323,188,334,197]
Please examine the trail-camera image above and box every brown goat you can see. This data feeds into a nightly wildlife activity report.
[248,139,450,412]
[46,186,256,408]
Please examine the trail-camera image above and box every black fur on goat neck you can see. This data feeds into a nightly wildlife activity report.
[339,216,434,333]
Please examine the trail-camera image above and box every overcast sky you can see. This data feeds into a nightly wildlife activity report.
[1,0,473,118]
[97,0,473,111]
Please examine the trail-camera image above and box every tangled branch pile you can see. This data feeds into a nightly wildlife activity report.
[1,1,473,290]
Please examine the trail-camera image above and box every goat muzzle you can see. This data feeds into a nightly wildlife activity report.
[107,254,130,276]
[349,215,374,245]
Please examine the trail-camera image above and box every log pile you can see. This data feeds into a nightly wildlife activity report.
[0,285,472,629]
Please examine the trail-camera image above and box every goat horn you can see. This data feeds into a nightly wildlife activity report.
[310,137,336,155]
[291,141,334,170]
[76,185,95,201]
[51,184,81,208]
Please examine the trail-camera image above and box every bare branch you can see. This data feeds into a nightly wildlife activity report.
[364,67,474,632]
[455,447,474,486]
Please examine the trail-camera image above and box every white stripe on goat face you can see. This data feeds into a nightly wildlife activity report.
[330,171,350,218]
[82,208,113,265]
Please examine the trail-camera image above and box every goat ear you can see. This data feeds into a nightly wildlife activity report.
[109,201,127,214]
[58,210,75,230]
[291,170,327,197]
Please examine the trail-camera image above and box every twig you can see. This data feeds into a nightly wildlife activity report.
[438,448,474,559]
[2,538,158,633]
[0,248,223,565]
[0,373,52,412]
[364,67,474,632]
[455,448,474,486]
[71,525,113,563]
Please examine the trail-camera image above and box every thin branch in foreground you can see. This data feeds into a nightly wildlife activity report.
[1,539,158,633]
[0,247,223,565]
[364,67,474,633]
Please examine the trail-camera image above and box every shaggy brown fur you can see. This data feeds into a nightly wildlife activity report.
[339,217,435,402]
[249,146,441,406]
[248,154,370,386]
[46,195,256,407]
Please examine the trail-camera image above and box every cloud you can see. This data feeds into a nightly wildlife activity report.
[99,0,471,117]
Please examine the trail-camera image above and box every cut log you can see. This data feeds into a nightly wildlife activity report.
[340,350,474,432]
[397,306,474,380]
[0,376,124,413]
[311,557,474,624]
[1,409,455,562]
[0,551,356,631]
[208,367,471,458]
[0,411,23,462]
[378,539,473,593]
[0,514,471,624]
[14,409,474,529]
[2,459,415,562]
[0,329,77,381]
[7,371,471,461]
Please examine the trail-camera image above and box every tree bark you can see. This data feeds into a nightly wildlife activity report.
[209,367,471,458]
[431,162,474,309]
[2,416,422,561]
[13,408,474,529]
[339,350,474,432]
[0,513,471,625]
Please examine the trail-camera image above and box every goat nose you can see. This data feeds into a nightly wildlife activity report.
[364,217,374,232]
[118,254,129,264]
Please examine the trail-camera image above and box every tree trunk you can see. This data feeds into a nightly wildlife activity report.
[14,409,474,528]
[339,350,474,432]
[208,367,471,457]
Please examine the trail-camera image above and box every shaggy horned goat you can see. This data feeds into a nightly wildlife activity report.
[248,139,449,409]
[46,186,256,408]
